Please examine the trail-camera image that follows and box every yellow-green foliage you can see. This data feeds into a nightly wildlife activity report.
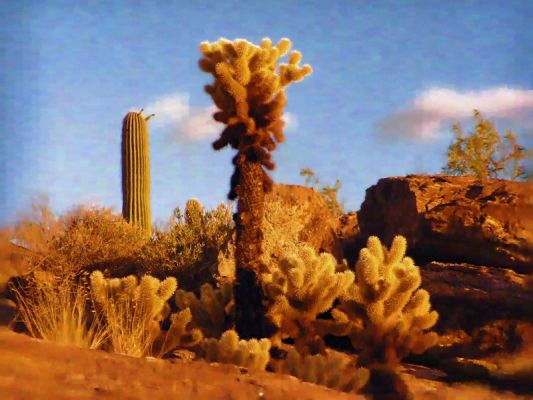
[262,245,355,354]
[121,109,154,238]
[199,37,312,196]
[199,329,271,372]
[90,271,179,357]
[138,200,234,292]
[334,235,439,368]
[276,349,369,393]
[443,109,527,181]
[300,167,345,217]
[174,281,234,338]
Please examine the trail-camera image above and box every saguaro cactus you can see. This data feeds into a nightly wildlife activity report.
[121,109,154,238]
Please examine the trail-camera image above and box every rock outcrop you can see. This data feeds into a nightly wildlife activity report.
[263,183,342,260]
[420,262,533,332]
[217,184,342,280]
[356,175,533,273]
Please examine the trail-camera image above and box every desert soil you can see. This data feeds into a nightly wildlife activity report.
[0,328,530,400]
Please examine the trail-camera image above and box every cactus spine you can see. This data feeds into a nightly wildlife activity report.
[121,109,154,238]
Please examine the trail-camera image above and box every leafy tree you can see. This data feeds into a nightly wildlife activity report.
[300,168,345,216]
[442,110,527,181]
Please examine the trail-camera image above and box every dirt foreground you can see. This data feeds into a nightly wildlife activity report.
[0,328,530,400]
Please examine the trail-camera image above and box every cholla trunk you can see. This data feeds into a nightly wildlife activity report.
[233,153,276,339]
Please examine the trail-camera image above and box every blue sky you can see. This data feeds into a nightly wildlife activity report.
[1,0,532,227]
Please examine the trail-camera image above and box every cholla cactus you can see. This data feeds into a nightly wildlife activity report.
[90,271,177,357]
[174,281,234,338]
[262,245,355,354]
[200,37,312,338]
[276,349,369,393]
[199,329,271,372]
[334,235,439,369]
[151,307,203,357]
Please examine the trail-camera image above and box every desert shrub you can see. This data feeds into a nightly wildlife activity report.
[138,199,234,293]
[262,244,354,355]
[4,198,148,277]
[275,348,369,393]
[11,270,108,349]
[198,329,271,372]
[443,110,527,181]
[300,167,345,216]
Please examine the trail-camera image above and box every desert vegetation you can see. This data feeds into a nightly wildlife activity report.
[1,36,532,400]
[443,109,527,181]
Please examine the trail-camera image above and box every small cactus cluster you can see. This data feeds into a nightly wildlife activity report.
[333,235,439,369]
[199,329,271,372]
[151,307,203,357]
[275,349,369,393]
[90,271,177,356]
[174,281,234,338]
[89,271,202,357]
[262,245,355,354]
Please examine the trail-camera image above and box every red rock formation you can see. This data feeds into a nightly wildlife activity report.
[420,261,532,331]
[357,175,533,273]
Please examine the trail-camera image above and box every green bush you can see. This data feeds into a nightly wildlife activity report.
[136,199,235,293]
[443,110,527,181]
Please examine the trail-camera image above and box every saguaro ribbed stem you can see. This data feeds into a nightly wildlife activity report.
[121,109,154,238]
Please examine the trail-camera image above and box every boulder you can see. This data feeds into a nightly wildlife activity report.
[420,261,533,332]
[262,183,343,262]
[357,175,533,273]
[217,184,343,280]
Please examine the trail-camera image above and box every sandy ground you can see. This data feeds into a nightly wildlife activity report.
[0,328,531,400]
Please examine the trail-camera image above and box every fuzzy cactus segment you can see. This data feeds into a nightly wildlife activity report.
[199,37,312,197]
[334,235,439,369]
[90,271,177,357]
[151,308,203,357]
[262,245,355,354]
[174,281,234,339]
[199,329,271,372]
[275,349,369,393]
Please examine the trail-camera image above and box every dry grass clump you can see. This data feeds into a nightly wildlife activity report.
[10,270,108,349]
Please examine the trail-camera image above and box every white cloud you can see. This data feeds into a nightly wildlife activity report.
[377,87,533,141]
[283,112,298,132]
[136,92,299,143]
